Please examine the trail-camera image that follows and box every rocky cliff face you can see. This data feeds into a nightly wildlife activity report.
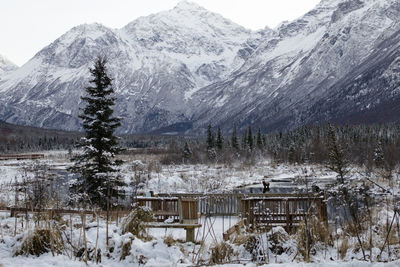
[0,0,399,134]
[191,0,400,133]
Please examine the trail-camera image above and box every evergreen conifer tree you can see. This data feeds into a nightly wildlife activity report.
[327,123,348,184]
[216,126,223,150]
[256,128,263,149]
[182,141,192,163]
[206,124,216,160]
[373,141,385,169]
[70,56,124,209]
[247,126,254,150]
[231,125,239,150]
[288,145,296,164]
[206,124,215,149]
[241,130,248,150]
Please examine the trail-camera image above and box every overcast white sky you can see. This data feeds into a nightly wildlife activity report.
[0,0,320,66]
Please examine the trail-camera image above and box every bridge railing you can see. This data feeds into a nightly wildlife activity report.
[241,195,327,231]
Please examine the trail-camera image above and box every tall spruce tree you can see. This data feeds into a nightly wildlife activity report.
[241,130,248,150]
[216,126,223,150]
[70,56,124,209]
[182,141,192,163]
[373,141,385,169]
[231,125,239,150]
[206,124,215,149]
[256,128,263,149]
[206,124,216,160]
[327,123,348,184]
[247,126,254,150]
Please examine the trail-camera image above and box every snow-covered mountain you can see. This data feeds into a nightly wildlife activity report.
[0,0,399,134]
[0,1,259,133]
[0,55,18,76]
[191,0,400,133]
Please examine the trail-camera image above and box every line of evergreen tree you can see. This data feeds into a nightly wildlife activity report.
[165,122,400,168]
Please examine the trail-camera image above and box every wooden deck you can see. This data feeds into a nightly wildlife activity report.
[241,195,327,232]
[3,193,328,238]
[135,197,180,222]
[156,193,326,218]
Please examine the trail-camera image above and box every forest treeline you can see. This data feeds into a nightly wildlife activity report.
[0,120,167,152]
[2,119,400,169]
[163,123,400,169]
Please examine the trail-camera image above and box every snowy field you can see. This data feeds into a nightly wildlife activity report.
[0,150,399,266]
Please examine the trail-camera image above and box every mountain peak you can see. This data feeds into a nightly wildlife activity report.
[173,1,206,12]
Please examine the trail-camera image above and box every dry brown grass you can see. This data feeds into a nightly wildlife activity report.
[296,215,331,261]
[14,228,63,256]
[339,236,349,259]
[0,199,8,209]
[209,241,234,265]
[163,234,176,247]
[269,226,290,255]
[232,234,251,246]
[121,207,153,239]
[120,239,132,260]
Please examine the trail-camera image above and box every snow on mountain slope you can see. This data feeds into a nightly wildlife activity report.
[120,0,258,100]
[0,23,135,131]
[1,0,399,135]
[191,0,400,133]
[0,1,259,133]
[0,55,18,77]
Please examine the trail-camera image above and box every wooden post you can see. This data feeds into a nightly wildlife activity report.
[285,200,290,232]
[322,194,328,224]
[14,215,17,236]
[211,196,214,214]
[82,213,88,264]
[186,227,195,243]
[249,201,254,229]
[178,198,183,223]
[180,198,198,224]
[241,199,248,225]
[106,185,110,247]
[70,214,73,255]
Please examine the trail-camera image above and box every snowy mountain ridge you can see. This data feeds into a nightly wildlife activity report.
[0,1,259,133]
[0,0,399,134]
[0,55,18,77]
[190,0,400,133]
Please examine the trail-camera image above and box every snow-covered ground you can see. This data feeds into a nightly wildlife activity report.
[0,150,399,266]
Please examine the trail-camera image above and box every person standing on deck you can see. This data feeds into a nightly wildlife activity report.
[262,180,270,193]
